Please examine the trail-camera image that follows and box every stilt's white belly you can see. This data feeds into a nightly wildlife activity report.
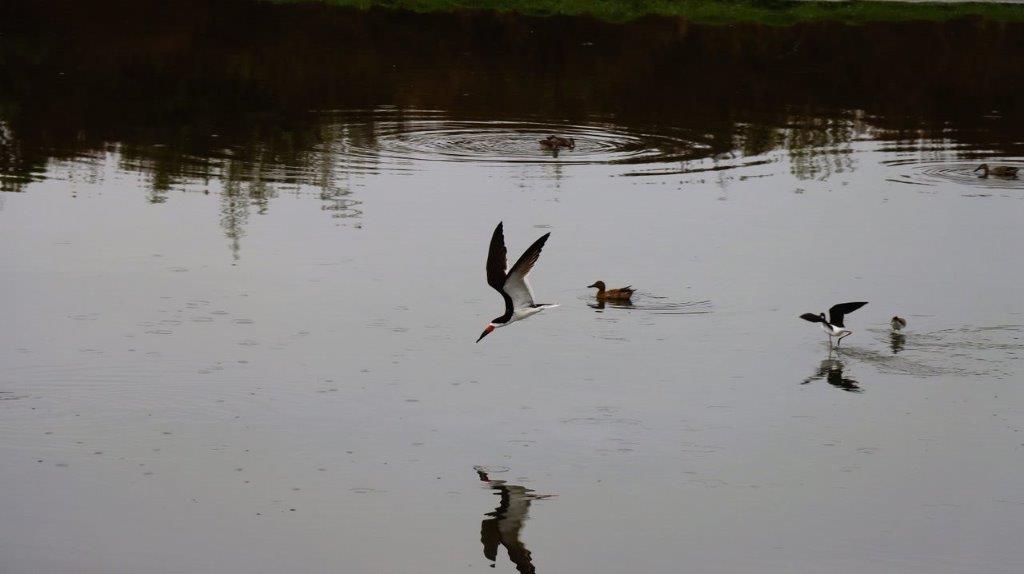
[821,323,849,336]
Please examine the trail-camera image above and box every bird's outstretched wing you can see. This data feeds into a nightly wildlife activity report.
[503,232,550,309]
[800,313,825,323]
[486,222,509,292]
[828,302,868,327]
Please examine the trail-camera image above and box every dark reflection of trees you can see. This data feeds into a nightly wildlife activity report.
[2,0,1023,224]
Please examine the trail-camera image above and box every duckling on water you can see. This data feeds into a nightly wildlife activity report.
[974,163,1019,178]
[588,281,634,301]
[539,135,575,150]
[891,316,906,331]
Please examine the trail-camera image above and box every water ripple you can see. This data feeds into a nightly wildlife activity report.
[883,159,1024,191]
[316,110,710,169]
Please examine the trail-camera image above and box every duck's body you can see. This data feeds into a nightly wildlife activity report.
[588,281,634,301]
[539,135,575,150]
[974,163,1019,178]
[891,316,907,331]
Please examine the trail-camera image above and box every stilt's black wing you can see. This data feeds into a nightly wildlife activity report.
[828,302,867,327]
[800,313,825,323]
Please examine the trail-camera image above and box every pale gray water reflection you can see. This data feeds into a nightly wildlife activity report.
[3,2,1024,573]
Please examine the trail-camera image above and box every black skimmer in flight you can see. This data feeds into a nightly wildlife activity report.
[800,301,868,348]
[890,316,907,331]
[477,222,558,343]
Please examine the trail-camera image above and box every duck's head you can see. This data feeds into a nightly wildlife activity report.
[974,163,989,175]
[587,281,606,290]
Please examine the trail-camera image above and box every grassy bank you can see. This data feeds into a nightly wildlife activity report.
[269,0,1024,24]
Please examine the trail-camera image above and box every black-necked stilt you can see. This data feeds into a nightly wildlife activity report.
[800,301,868,348]
[891,316,907,331]
[974,163,1019,178]
[477,222,558,343]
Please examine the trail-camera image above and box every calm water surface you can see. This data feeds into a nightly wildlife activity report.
[2,2,1023,572]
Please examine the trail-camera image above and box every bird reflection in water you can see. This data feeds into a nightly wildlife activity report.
[890,332,906,354]
[587,299,634,311]
[475,466,553,573]
[802,357,862,393]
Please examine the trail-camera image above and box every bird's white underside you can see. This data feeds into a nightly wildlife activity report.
[821,323,850,337]
[504,269,536,309]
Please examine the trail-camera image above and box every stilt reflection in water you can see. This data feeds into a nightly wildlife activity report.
[475,467,553,574]
[802,357,862,393]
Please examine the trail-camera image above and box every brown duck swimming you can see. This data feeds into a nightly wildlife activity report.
[588,280,634,301]
[539,135,575,150]
[890,316,906,331]
[974,163,1019,178]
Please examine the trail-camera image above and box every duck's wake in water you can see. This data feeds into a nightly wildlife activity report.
[586,294,712,315]
[312,110,708,170]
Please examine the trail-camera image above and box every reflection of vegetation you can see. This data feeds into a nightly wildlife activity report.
[3,0,1024,243]
[320,188,363,219]
[0,119,32,192]
[275,0,1024,24]
[783,115,861,180]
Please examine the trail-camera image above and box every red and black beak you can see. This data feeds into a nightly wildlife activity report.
[476,325,495,343]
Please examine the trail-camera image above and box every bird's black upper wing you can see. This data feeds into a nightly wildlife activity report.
[486,222,508,292]
[828,302,868,327]
[485,222,514,320]
[800,313,825,323]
